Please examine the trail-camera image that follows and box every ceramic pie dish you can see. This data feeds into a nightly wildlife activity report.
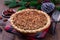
[10,9,51,33]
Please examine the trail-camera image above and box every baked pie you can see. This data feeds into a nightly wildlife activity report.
[10,9,51,33]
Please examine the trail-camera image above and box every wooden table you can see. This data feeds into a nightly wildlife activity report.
[0,0,60,40]
[0,0,21,40]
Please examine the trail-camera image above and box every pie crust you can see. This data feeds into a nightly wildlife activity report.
[10,9,51,33]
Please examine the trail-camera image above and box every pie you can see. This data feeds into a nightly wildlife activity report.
[10,9,51,33]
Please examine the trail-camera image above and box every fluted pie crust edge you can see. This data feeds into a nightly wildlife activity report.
[10,9,51,33]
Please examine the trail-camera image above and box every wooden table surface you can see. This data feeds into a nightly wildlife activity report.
[0,0,21,40]
[0,0,60,40]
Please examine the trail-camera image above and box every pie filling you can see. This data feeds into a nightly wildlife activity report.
[12,9,47,30]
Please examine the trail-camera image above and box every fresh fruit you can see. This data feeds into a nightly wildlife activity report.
[3,18,8,22]
[7,9,15,13]
[3,9,15,16]
[3,11,9,16]
[0,16,2,20]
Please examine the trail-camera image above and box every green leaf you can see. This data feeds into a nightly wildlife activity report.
[56,6,60,11]
[18,1,27,6]
[4,1,12,5]
[21,0,32,2]
[30,1,38,6]
[32,0,37,1]
[10,0,16,2]
[4,0,17,7]
[51,0,60,4]
[36,4,41,10]
[17,6,26,11]
[8,2,17,8]
[51,0,56,4]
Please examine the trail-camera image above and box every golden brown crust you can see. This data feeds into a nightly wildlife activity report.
[10,9,51,33]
